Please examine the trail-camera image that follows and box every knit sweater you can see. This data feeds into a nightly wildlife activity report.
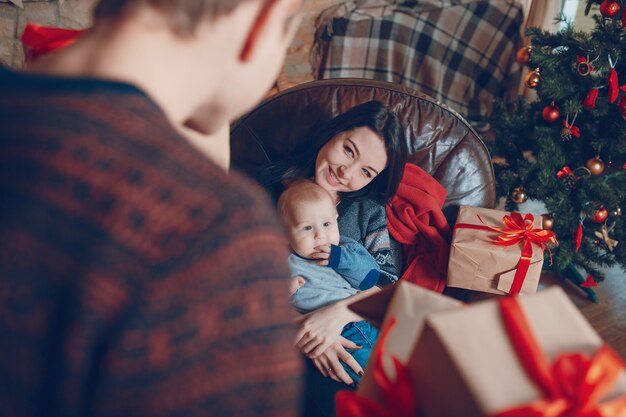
[337,198,398,287]
[0,66,302,417]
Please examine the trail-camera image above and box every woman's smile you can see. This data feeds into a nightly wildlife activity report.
[326,167,342,186]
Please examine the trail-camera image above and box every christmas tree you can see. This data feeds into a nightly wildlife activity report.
[489,0,626,301]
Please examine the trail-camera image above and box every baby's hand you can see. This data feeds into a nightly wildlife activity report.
[289,276,305,295]
[311,244,332,266]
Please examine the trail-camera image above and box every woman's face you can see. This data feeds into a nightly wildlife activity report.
[314,126,388,198]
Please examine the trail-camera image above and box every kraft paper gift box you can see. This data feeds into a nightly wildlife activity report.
[410,286,626,417]
[447,205,554,296]
[347,281,463,410]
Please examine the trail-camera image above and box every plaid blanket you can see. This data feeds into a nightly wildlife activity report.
[312,0,524,129]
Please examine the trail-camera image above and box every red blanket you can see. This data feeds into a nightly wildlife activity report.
[386,163,451,292]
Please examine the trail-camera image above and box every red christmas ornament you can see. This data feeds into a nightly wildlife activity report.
[574,222,583,252]
[622,6,626,27]
[600,0,621,17]
[591,207,609,223]
[581,275,599,288]
[541,102,560,122]
[582,88,599,109]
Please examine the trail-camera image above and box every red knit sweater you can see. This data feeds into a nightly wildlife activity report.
[0,66,303,417]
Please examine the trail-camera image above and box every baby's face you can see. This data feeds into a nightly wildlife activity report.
[285,198,340,259]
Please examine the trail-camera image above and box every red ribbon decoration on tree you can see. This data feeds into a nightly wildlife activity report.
[336,318,417,417]
[608,57,619,103]
[574,222,583,252]
[576,56,595,74]
[556,166,574,178]
[562,119,581,138]
[20,23,87,62]
[556,166,578,189]
[492,297,626,417]
[454,213,557,296]
[582,87,599,109]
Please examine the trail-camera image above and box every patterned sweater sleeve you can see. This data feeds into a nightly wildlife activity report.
[338,200,398,287]
[362,202,398,287]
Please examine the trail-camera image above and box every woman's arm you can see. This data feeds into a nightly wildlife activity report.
[294,286,381,384]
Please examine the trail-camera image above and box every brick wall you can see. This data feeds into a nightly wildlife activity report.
[0,0,97,68]
[282,0,343,87]
[0,0,342,86]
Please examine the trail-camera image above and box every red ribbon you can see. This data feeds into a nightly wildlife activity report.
[336,318,417,417]
[556,166,574,178]
[492,297,626,417]
[582,87,599,109]
[608,67,619,104]
[454,213,556,295]
[574,222,583,253]
[581,275,598,288]
[20,23,87,62]
[562,119,581,138]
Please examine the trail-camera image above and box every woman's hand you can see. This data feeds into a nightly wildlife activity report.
[311,338,364,385]
[295,302,350,358]
[294,287,380,357]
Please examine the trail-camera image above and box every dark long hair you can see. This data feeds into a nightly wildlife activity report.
[262,101,408,204]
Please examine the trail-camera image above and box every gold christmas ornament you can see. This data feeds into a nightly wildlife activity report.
[525,68,541,89]
[510,187,529,204]
[541,213,555,230]
[586,155,605,175]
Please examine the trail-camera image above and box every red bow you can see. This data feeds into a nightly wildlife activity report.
[608,67,619,104]
[336,318,418,417]
[455,213,557,295]
[576,56,595,73]
[562,119,581,138]
[20,23,87,62]
[480,213,556,295]
[492,297,626,417]
[556,166,574,178]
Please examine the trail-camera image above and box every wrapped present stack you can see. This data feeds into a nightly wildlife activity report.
[338,282,626,417]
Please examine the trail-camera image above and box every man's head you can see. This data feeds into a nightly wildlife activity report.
[92,0,302,133]
[278,181,340,259]
[94,0,257,36]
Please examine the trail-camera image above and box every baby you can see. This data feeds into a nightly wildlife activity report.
[278,180,380,384]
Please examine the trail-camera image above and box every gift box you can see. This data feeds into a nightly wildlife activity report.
[447,205,556,296]
[410,286,626,417]
[342,282,462,414]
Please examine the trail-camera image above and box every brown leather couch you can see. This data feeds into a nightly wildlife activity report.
[230,78,496,415]
[231,78,496,223]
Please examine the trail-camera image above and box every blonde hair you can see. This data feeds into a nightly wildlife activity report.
[94,0,255,35]
[278,180,336,225]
